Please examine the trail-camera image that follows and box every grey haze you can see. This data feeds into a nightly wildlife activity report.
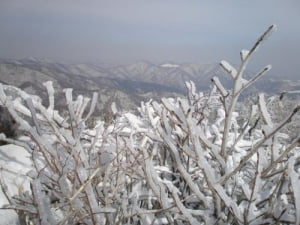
[0,0,300,79]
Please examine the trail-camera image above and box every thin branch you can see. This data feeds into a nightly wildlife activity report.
[219,105,300,185]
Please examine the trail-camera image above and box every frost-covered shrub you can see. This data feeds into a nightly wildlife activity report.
[0,25,300,225]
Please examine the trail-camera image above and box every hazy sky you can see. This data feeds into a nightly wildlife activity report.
[0,0,300,78]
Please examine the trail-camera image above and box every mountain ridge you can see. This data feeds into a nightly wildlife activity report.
[0,58,299,116]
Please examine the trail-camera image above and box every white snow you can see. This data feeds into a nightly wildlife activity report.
[220,60,237,79]
[0,144,32,225]
[160,63,179,68]
[240,49,249,61]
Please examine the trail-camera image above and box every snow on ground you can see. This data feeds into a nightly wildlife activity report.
[0,144,32,225]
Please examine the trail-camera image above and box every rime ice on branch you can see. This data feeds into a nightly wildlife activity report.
[0,24,300,225]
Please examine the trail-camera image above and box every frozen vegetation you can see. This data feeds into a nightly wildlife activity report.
[0,25,300,225]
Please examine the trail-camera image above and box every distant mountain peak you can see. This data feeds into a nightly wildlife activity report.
[160,63,180,68]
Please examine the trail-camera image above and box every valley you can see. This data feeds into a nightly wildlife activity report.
[0,58,299,117]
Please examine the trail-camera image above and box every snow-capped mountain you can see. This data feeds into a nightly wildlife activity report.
[160,63,180,68]
[0,58,299,116]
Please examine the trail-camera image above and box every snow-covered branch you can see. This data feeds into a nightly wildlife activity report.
[1,24,299,225]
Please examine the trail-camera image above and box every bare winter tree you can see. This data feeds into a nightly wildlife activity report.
[0,25,299,225]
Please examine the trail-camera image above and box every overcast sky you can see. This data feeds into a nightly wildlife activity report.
[0,0,299,78]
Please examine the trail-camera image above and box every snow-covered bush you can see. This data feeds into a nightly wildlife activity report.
[0,25,300,225]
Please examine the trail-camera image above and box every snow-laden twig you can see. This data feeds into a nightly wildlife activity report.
[31,179,56,225]
[262,135,300,178]
[288,153,300,225]
[166,182,201,225]
[220,60,237,79]
[211,76,228,97]
[2,24,300,225]
[219,105,300,185]
[258,93,273,128]
[219,25,276,158]
[43,81,55,111]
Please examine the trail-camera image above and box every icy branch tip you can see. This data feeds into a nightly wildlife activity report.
[220,60,237,79]
[265,24,277,35]
[270,24,277,31]
[220,60,232,70]
[220,60,227,65]
[264,24,277,39]
[265,65,272,71]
